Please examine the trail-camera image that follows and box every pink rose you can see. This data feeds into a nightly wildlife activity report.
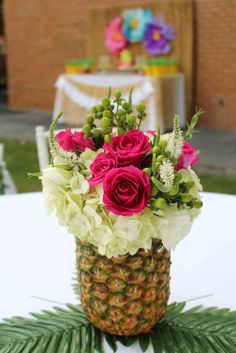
[104,130,151,166]
[89,152,118,186]
[72,131,95,152]
[56,128,74,151]
[56,129,95,152]
[103,166,151,216]
[175,141,200,170]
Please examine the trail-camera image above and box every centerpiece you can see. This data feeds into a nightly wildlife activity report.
[41,89,202,336]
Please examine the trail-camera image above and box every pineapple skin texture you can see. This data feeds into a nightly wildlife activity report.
[76,240,170,336]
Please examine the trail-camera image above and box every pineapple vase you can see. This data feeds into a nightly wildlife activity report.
[76,240,171,336]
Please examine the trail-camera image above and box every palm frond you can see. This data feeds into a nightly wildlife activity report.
[1,302,236,353]
[0,304,103,353]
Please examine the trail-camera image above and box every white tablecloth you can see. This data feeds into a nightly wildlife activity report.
[0,192,236,352]
[53,73,186,132]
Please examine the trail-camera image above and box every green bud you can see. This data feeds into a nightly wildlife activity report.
[101,97,110,107]
[152,146,160,154]
[83,124,92,134]
[154,198,167,209]
[115,90,122,98]
[185,181,194,191]
[168,185,179,196]
[91,106,97,113]
[104,134,112,143]
[159,139,167,149]
[122,102,130,111]
[101,117,111,128]
[175,172,182,184]
[97,104,104,112]
[127,114,136,124]
[103,110,112,118]
[156,155,164,162]
[118,127,125,136]
[143,168,152,176]
[181,194,192,203]
[86,115,94,124]
[136,103,145,113]
[155,162,161,170]
[117,115,126,123]
[103,126,113,134]
[91,127,102,137]
[193,199,203,209]
[151,185,158,196]
[117,109,126,117]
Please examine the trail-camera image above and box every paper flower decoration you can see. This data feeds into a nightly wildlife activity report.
[105,17,127,55]
[122,8,153,43]
[144,16,175,55]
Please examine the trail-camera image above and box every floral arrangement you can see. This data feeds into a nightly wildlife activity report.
[105,8,174,56]
[41,89,203,259]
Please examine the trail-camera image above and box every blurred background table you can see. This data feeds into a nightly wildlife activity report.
[53,73,186,132]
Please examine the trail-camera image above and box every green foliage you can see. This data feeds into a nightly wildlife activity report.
[1,138,41,193]
[1,302,236,353]
[0,165,5,194]
[82,88,147,148]
[184,109,204,140]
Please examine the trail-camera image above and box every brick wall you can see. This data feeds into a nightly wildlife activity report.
[3,0,236,129]
[194,0,236,130]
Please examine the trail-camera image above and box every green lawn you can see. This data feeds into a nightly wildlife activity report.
[1,138,236,195]
[2,139,41,193]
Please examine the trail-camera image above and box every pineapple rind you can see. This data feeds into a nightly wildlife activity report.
[76,239,170,336]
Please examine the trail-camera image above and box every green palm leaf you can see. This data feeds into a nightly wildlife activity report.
[1,302,236,353]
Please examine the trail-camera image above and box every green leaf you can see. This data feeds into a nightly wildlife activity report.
[1,302,236,353]
[27,172,42,179]
[138,334,150,352]
[116,335,136,347]
[184,109,204,140]
[104,333,116,352]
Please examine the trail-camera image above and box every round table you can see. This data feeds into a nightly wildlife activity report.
[0,191,236,352]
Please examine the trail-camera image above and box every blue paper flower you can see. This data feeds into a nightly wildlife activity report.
[122,8,153,43]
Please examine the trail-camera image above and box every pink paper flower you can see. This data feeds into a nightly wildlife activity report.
[175,141,200,170]
[105,17,128,55]
[103,166,151,216]
[56,129,95,153]
[89,152,118,186]
[103,130,151,166]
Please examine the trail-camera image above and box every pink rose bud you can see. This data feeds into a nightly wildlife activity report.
[56,129,95,153]
[175,141,200,170]
[103,130,151,166]
[103,166,151,216]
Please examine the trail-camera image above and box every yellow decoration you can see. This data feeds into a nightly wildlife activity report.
[153,30,161,41]
[130,18,138,29]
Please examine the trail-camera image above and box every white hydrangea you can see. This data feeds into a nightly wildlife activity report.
[78,148,102,172]
[180,167,203,197]
[155,203,199,250]
[41,157,201,258]
[70,173,90,195]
